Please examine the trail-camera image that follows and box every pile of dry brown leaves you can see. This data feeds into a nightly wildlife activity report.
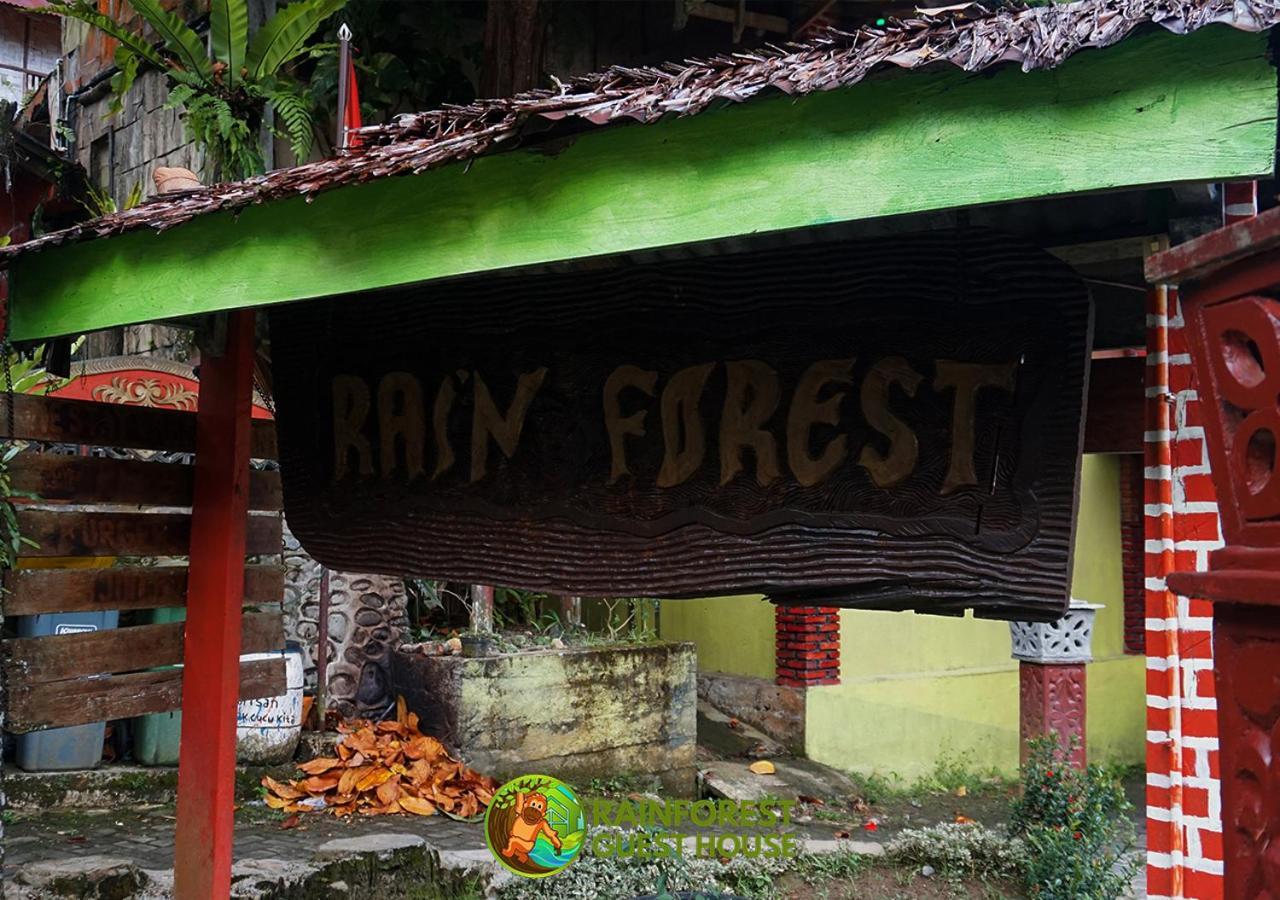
[261,699,497,819]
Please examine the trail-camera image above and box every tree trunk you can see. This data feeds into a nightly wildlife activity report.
[481,0,546,97]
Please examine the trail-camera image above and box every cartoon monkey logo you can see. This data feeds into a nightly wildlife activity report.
[501,791,563,863]
[485,775,585,878]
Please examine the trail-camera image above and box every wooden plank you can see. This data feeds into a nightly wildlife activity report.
[5,657,285,733]
[1084,356,1146,454]
[8,454,282,509]
[2,564,284,615]
[2,611,282,683]
[15,510,282,557]
[0,394,276,458]
[8,28,1275,342]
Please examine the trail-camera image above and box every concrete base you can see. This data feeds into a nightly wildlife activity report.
[392,641,698,795]
[697,672,805,753]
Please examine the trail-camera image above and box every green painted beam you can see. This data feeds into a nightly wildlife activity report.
[9,26,1277,340]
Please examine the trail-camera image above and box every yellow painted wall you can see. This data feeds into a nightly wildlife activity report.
[660,594,776,680]
[660,455,1147,779]
[805,454,1146,778]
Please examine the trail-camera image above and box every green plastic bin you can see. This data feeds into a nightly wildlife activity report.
[132,606,185,766]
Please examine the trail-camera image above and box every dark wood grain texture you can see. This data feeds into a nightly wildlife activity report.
[8,454,282,509]
[5,657,285,733]
[271,229,1092,620]
[15,510,282,557]
[0,393,277,458]
[1,565,285,615]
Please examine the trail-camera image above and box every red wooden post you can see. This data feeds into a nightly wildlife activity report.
[173,310,257,898]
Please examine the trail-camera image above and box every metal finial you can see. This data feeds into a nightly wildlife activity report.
[337,22,352,41]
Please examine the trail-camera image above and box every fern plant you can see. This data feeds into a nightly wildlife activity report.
[46,0,346,181]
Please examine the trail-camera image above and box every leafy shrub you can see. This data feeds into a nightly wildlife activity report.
[1010,736,1139,900]
[885,822,1028,879]
[497,827,786,900]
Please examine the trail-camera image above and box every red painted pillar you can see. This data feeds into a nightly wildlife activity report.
[775,606,840,687]
[173,310,257,898]
[1010,602,1099,769]
[1018,662,1087,768]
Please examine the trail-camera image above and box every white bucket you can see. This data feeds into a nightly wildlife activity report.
[236,642,306,765]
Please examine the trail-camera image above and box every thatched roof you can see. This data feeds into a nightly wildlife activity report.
[3,0,1276,263]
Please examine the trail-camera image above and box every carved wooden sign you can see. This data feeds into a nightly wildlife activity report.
[270,229,1092,619]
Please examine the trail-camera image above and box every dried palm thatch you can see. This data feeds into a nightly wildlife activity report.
[262,698,498,819]
[2,0,1275,263]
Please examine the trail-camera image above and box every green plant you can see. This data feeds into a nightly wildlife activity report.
[47,0,345,180]
[599,597,659,643]
[305,0,476,140]
[497,826,790,900]
[80,182,143,217]
[494,586,549,630]
[1010,736,1139,900]
[788,848,871,886]
[0,443,38,575]
[404,578,462,638]
[885,823,1027,881]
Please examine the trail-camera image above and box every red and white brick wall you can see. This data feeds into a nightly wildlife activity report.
[775,606,840,687]
[1145,284,1224,899]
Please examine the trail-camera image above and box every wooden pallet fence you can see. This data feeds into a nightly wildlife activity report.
[1,394,287,733]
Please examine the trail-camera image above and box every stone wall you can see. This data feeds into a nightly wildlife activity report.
[69,68,202,212]
[392,642,698,795]
[282,523,408,718]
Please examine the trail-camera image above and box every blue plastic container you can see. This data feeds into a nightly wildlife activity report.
[132,607,185,766]
[15,609,119,771]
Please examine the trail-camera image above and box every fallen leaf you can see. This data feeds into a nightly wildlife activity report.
[262,776,304,800]
[798,794,824,806]
[400,795,437,816]
[377,779,401,807]
[300,775,340,794]
[298,757,341,776]
[955,814,976,825]
[955,785,968,798]
[748,760,776,776]
[728,718,741,730]
[356,768,393,792]
[833,830,851,839]
[260,708,495,823]
[280,814,301,830]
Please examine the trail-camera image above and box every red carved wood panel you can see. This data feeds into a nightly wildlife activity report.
[1214,602,1280,899]
[1190,295,1280,547]
[42,355,273,420]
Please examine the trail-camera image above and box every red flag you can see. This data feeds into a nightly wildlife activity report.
[343,55,362,149]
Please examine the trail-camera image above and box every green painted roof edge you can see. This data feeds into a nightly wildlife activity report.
[6,25,1277,341]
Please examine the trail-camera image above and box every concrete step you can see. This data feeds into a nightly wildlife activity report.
[699,756,861,805]
[695,699,786,761]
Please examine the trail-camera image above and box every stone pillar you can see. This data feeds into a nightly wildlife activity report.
[281,521,408,717]
[775,606,840,687]
[1009,600,1101,768]
[325,572,409,718]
